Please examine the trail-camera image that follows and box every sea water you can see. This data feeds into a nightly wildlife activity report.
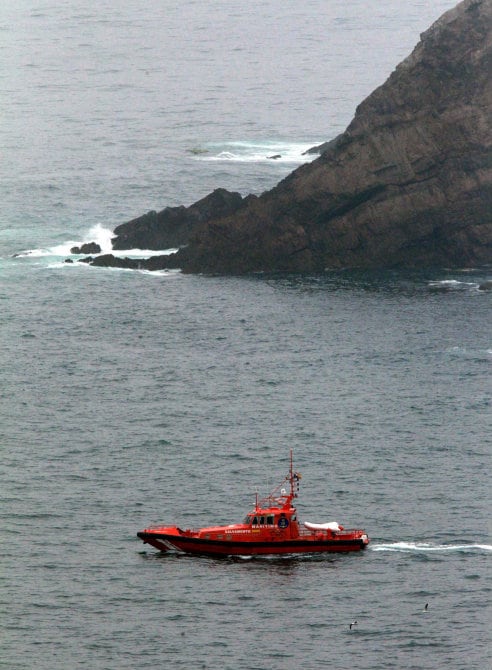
[1,2,491,669]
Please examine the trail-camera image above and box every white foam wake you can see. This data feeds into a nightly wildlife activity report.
[82,223,113,253]
[14,223,177,261]
[78,225,178,258]
[371,542,492,553]
[191,140,321,165]
[427,279,479,291]
[14,223,114,259]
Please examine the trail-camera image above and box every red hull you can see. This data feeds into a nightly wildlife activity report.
[137,529,368,556]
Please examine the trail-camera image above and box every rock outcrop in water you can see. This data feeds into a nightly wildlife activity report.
[70,242,101,255]
[111,188,247,251]
[83,0,492,273]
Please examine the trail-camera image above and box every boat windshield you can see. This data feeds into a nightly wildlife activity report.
[243,515,276,525]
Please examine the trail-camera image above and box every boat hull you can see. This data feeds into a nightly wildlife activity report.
[137,531,368,556]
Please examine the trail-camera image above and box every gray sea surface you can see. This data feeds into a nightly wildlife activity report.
[1,2,491,669]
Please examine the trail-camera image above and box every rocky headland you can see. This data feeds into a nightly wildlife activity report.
[111,188,249,251]
[78,0,492,273]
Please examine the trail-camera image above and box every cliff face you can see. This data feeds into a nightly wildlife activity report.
[176,0,492,273]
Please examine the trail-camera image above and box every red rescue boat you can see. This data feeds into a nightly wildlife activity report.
[137,451,369,557]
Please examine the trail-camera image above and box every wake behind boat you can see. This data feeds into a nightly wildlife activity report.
[137,452,369,557]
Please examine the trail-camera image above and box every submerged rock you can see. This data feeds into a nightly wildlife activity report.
[302,140,335,156]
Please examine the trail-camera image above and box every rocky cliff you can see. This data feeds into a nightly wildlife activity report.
[84,0,492,273]
[111,188,248,251]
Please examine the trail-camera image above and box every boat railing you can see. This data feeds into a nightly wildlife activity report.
[144,524,365,539]
[298,526,364,538]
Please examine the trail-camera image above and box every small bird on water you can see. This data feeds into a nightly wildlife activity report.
[349,620,358,630]
[423,603,429,612]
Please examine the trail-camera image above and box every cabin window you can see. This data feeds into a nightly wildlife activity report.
[246,515,277,526]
